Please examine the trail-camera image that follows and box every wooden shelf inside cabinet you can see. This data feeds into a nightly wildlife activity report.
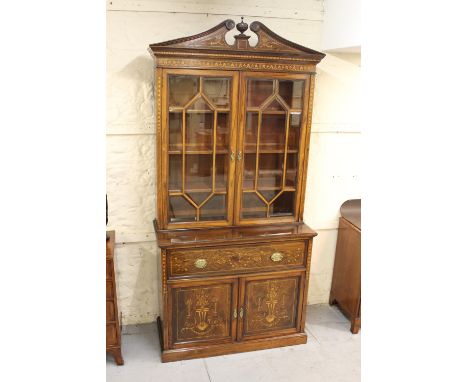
[150,18,325,361]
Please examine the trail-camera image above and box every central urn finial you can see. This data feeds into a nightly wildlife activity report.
[236,17,248,35]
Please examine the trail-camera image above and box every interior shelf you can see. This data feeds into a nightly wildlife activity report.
[169,109,230,113]
[169,150,229,155]
[242,187,296,192]
[168,149,297,155]
[169,189,228,194]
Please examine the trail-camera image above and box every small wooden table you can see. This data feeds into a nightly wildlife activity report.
[329,200,361,333]
[106,231,123,364]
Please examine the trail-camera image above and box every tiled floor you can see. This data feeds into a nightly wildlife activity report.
[107,304,360,382]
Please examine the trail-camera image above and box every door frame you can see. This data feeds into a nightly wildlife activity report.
[233,71,311,226]
[236,270,306,341]
[167,276,239,349]
[160,68,240,229]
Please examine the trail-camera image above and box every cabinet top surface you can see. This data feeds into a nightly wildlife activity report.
[148,18,325,63]
[340,199,361,230]
[155,221,317,248]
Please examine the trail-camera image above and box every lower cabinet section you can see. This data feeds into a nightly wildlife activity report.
[156,225,317,362]
[163,271,305,359]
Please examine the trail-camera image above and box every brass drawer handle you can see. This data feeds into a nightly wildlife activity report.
[230,151,235,162]
[239,307,244,318]
[194,258,208,269]
[233,308,237,319]
[237,151,242,161]
[270,252,284,262]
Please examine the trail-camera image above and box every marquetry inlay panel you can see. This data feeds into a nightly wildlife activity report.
[168,241,306,277]
[244,276,299,334]
[171,283,232,343]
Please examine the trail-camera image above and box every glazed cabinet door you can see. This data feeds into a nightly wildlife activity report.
[161,69,239,228]
[235,72,310,225]
[168,278,238,349]
[238,271,305,340]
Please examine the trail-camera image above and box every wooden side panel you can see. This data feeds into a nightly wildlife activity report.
[239,271,304,340]
[106,300,116,322]
[106,259,113,279]
[106,231,123,365]
[169,278,238,348]
[329,218,361,325]
[106,323,118,346]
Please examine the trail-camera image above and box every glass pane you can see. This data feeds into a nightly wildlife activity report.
[169,112,182,151]
[203,78,230,108]
[242,193,267,218]
[185,154,212,191]
[260,114,286,151]
[186,112,213,151]
[200,194,227,221]
[264,98,286,112]
[187,97,212,111]
[258,189,278,202]
[169,154,182,192]
[242,153,256,190]
[215,154,228,192]
[258,153,283,189]
[279,80,304,109]
[247,79,274,107]
[187,192,211,205]
[286,153,298,188]
[244,112,258,153]
[288,113,301,151]
[169,196,196,222]
[169,76,199,107]
[270,191,295,216]
[216,112,229,151]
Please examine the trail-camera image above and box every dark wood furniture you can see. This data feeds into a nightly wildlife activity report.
[149,18,325,362]
[329,199,361,334]
[106,231,123,365]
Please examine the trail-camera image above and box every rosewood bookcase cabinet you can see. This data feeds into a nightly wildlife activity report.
[149,18,325,362]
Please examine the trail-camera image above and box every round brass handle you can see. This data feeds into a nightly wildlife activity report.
[270,252,284,262]
[194,258,208,269]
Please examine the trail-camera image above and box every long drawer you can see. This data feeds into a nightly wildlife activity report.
[167,240,306,278]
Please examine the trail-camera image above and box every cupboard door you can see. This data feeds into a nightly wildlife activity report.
[169,278,238,348]
[238,272,304,340]
[163,69,238,228]
[235,73,310,224]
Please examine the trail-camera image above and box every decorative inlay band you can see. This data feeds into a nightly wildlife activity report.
[157,58,316,73]
[161,250,167,294]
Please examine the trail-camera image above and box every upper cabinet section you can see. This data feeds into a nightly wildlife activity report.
[148,18,325,74]
[150,20,325,230]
